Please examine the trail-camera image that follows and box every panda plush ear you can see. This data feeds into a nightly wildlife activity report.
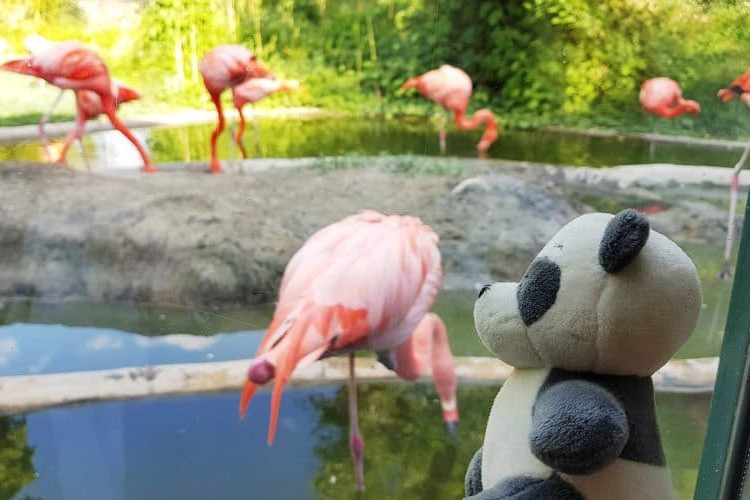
[598,209,650,273]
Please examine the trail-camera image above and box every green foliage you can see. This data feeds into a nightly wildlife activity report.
[0,416,36,499]
[1,0,750,138]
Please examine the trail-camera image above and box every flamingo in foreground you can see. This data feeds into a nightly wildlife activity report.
[639,77,701,118]
[1,41,154,172]
[717,68,750,279]
[231,78,300,158]
[199,45,273,173]
[239,210,459,491]
[402,65,498,156]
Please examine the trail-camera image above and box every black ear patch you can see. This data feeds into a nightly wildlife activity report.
[598,209,650,273]
[517,257,561,326]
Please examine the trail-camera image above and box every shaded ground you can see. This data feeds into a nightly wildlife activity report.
[0,157,743,305]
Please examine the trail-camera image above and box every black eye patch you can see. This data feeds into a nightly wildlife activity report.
[517,257,561,326]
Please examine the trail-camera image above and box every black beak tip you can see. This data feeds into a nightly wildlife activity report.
[478,284,492,298]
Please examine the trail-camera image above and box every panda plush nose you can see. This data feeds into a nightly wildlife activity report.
[478,284,492,298]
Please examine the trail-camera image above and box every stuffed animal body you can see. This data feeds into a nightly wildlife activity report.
[466,210,701,500]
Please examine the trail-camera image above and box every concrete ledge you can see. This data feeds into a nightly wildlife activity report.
[0,356,718,414]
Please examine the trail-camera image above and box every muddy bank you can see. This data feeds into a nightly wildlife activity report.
[0,157,743,305]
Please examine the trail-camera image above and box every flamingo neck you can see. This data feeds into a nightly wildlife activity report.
[453,108,499,153]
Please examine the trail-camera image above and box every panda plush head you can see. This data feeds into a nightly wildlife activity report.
[474,209,702,377]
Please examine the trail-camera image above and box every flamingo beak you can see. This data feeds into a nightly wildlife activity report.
[445,420,459,438]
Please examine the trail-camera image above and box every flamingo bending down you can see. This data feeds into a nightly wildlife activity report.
[402,65,498,156]
[239,210,459,491]
[639,77,701,118]
[55,81,141,166]
[1,41,155,172]
[717,68,750,279]
[199,45,273,173]
[231,78,300,158]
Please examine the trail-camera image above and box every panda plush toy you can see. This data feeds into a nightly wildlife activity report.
[465,209,701,500]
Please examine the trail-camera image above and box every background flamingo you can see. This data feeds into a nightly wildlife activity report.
[231,78,300,158]
[402,65,498,156]
[55,81,141,167]
[1,40,154,172]
[717,68,750,279]
[239,210,459,491]
[199,45,273,173]
[639,77,701,118]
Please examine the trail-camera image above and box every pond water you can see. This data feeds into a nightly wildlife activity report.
[4,385,711,500]
[0,116,745,169]
[0,241,732,499]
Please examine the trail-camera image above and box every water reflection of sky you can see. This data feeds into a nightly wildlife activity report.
[0,323,264,377]
[18,390,328,500]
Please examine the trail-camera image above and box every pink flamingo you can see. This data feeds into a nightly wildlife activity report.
[717,69,750,279]
[231,78,300,158]
[639,77,701,118]
[199,45,273,173]
[402,65,498,156]
[54,81,141,166]
[239,210,459,491]
[1,41,155,172]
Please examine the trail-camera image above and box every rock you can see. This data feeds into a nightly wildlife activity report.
[0,159,738,305]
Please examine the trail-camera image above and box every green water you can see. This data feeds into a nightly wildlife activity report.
[0,117,745,169]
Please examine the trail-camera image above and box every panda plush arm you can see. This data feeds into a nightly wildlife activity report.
[530,379,630,474]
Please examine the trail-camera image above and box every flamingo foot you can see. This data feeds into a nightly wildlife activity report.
[209,159,223,174]
[445,420,459,438]
[718,264,732,281]
[350,431,365,492]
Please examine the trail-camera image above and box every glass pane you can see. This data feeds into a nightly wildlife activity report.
[0,1,748,499]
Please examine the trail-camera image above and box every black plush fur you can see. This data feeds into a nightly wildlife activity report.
[516,257,561,326]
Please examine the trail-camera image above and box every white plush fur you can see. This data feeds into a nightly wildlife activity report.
[473,212,701,499]
[475,213,701,377]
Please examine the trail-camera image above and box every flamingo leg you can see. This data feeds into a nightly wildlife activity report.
[209,93,225,174]
[100,93,155,173]
[78,137,91,171]
[40,89,65,162]
[56,107,87,165]
[234,105,248,159]
[720,144,750,279]
[393,313,459,434]
[252,104,261,156]
[348,352,365,492]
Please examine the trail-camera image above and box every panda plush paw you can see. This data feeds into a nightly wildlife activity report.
[466,474,584,500]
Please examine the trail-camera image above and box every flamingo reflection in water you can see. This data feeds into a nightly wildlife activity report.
[239,210,459,491]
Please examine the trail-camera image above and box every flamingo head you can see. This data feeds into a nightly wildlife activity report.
[682,99,701,114]
[718,85,743,103]
[246,56,273,79]
[115,84,140,105]
[0,58,41,77]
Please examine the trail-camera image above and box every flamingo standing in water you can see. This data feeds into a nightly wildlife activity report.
[402,65,498,156]
[231,78,300,158]
[239,210,459,491]
[1,41,155,172]
[716,69,750,279]
[55,81,141,166]
[199,45,273,173]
